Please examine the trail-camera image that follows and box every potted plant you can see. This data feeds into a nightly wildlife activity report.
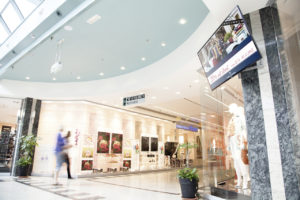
[178,167,199,199]
[16,135,38,176]
[177,143,199,199]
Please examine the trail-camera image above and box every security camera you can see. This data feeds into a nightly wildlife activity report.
[50,61,63,74]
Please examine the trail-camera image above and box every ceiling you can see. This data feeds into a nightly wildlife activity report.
[1,0,209,82]
[0,0,269,130]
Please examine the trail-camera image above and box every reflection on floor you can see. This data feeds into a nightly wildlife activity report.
[0,166,248,200]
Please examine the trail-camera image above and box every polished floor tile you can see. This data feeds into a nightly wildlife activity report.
[0,166,243,200]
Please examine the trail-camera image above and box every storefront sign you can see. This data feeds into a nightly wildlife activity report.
[176,124,198,132]
[123,94,145,106]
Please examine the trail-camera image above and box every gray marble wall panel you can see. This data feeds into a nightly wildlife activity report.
[241,69,272,199]
[270,3,300,189]
[13,97,42,176]
[243,14,252,34]
[21,97,33,136]
[32,99,41,136]
[260,7,300,199]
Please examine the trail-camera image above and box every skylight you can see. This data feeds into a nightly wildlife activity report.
[0,0,43,46]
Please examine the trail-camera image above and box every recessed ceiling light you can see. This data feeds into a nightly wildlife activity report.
[99,72,104,76]
[210,115,215,118]
[52,77,56,81]
[221,86,225,90]
[141,57,146,61]
[76,76,80,80]
[161,42,166,47]
[175,91,181,95]
[163,86,169,90]
[86,14,101,24]
[64,25,73,31]
[194,79,199,83]
[120,66,126,70]
[25,76,30,80]
[179,18,187,25]
[151,96,157,99]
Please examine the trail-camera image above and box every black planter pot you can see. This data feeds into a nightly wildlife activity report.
[19,166,29,177]
[179,178,199,198]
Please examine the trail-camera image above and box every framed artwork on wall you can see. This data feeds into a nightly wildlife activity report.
[111,133,123,154]
[151,137,158,151]
[97,132,110,153]
[82,147,94,158]
[123,160,131,168]
[81,160,93,170]
[141,136,149,151]
[124,149,132,158]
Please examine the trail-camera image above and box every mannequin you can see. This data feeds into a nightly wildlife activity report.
[227,103,250,189]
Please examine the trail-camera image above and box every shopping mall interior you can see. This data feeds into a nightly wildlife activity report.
[0,0,300,200]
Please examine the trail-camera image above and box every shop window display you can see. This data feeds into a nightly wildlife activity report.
[227,103,249,189]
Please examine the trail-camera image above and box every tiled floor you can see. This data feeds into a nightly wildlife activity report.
[0,167,242,200]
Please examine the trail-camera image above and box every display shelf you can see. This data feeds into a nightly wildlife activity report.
[139,153,158,170]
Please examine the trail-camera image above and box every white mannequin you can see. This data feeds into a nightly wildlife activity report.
[227,103,250,189]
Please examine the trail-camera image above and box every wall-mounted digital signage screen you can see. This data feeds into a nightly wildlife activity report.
[141,136,149,151]
[197,6,261,90]
[150,137,158,151]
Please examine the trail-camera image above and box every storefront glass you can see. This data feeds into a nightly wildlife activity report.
[0,98,21,173]
[277,0,300,183]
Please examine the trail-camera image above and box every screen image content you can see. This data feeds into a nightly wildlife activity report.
[197,6,261,90]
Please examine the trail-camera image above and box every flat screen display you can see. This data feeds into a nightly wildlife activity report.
[164,142,178,156]
[197,6,261,90]
[151,137,158,151]
[141,136,149,151]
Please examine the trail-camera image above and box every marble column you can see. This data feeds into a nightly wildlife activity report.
[11,97,42,176]
[241,6,300,200]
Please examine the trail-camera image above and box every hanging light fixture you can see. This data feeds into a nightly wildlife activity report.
[50,39,64,74]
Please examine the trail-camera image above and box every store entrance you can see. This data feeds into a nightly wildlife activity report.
[0,98,21,173]
[0,126,15,172]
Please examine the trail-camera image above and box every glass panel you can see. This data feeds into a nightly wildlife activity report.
[2,3,22,32]
[15,0,38,18]
[0,0,9,13]
[0,23,9,44]
[277,0,300,179]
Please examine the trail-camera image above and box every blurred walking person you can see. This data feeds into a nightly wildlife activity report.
[63,131,72,179]
[53,127,72,185]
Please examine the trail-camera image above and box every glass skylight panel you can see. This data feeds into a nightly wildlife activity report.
[0,0,9,12]
[0,24,9,44]
[2,3,22,32]
[15,0,38,18]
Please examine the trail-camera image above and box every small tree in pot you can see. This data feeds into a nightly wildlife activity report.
[16,135,38,176]
[177,143,199,199]
[178,168,199,199]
